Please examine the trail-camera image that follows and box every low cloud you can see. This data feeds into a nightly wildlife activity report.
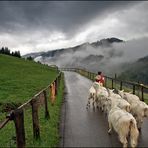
[35,37,148,76]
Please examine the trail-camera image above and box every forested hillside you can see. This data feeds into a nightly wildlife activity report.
[118,56,148,85]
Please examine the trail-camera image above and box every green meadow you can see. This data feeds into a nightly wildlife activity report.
[0,54,64,147]
[0,54,58,111]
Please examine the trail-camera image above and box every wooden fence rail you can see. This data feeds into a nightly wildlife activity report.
[60,67,148,102]
[0,72,62,148]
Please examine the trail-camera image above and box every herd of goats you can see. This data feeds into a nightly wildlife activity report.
[86,82,148,148]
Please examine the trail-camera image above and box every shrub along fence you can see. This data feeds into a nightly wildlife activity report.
[0,72,62,148]
[60,68,148,102]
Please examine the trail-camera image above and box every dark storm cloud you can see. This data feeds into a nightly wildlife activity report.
[0,1,147,55]
[0,1,137,37]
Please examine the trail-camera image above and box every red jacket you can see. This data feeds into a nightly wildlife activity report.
[96,75,105,84]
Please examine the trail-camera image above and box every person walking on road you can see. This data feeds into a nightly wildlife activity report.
[95,71,105,86]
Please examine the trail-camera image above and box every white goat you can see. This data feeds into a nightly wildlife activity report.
[86,82,108,110]
[118,90,140,103]
[103,97,112,115]
[108,107,139,148]
[129,100,148,131]
[108,89,131,113]
[86,85,96,109]
[118,90,148,131]
[110,97,131,113]
[92,81,102,93]
[107,88,122,99]
[140,101,148,117]
[95,86,109,111]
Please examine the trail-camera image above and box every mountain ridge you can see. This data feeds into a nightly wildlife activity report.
[23,37,124,58]
[23,37,148,84]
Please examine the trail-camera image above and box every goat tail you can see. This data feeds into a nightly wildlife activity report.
[130,119,139,148]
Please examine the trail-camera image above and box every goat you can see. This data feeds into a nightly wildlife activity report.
[108,107,139,148]
[86,85,96,109]
[118,90,148,131]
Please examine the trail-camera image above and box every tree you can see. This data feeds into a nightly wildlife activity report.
[0,46,21,58]
[0,47,5,54]
[12,51,21,58]
[4,47,10,55]
[26,56,34,61]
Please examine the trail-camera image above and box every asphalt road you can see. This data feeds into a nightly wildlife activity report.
[60,71,148,147]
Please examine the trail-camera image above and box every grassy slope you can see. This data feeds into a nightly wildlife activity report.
[0,54,58,111]
[0,73,64,147]
[0,54,64,147]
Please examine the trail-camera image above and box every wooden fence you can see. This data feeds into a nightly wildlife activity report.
[60,67,148,102]
[0,72,62,148]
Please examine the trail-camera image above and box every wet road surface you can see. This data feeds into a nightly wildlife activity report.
[60,71,148,147]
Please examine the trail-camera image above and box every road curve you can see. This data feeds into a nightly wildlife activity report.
[60,71,148,147]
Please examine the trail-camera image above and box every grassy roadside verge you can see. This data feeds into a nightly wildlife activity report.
[0,72,64,147]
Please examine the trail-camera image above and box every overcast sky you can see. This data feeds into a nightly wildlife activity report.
[0,1,148,55]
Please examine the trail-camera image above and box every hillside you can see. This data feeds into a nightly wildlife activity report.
[0,54,65,147]
[118,56,148,85]
[0,54,58,112]
[23,37,123,59]
[23,37,148,83]
[24,37,125,74]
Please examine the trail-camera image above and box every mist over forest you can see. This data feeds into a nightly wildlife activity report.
[32,37,148,78]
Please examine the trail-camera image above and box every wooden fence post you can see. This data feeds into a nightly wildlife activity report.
[115,74,117,89]
[104,77,107,87]
[31,99,40,139]
[141,86,144,101]
[137,81,140,97]
[112,79,114,89]
[43,90,50,119]
[133,85,135,94]
[12,109,26,148]
[120,81,123,90]
[55,79,58,95]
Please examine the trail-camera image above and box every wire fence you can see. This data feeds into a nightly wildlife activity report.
[60,67,148,102]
